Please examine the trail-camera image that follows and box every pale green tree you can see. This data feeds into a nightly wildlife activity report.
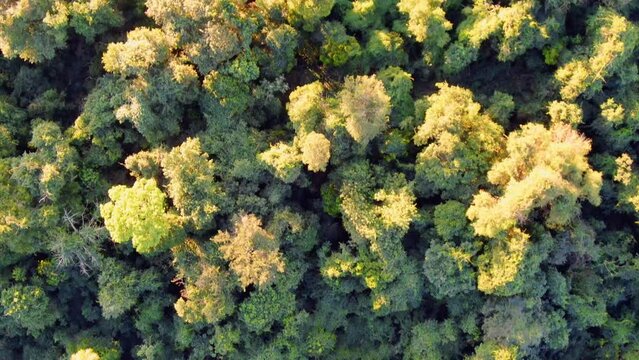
[300,132,331,172]
[287,81,324,133]
[339,75,391,146]
[467,123,602,238]
[397,0,451,64]
[174,265,235,324]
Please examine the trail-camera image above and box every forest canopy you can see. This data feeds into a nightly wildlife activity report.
[1,0,639,359]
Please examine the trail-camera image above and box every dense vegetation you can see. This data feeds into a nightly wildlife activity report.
[1,0,639,358]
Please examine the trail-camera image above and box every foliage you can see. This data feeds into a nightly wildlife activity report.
[162,138,225,230]
[0,0,69,63]
[339,75,391,146]
[467,123,602,238]
[212,214,285,289]
[414,82,504,200]
[100,178,182,254]
[1,0,639,358]
[556,8,639,101]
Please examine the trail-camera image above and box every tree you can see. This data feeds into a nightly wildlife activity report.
[286,0,335,31]
[0,284,59,336]
[70,348,101,360]
[212,214,285,289]
[286,81,324,133]
[162,138,225,230]
[102,28,199,144]
[319,22,361,67]
[239,286,296,333]
[174,265,235,324]
[404,320,459,360]
[475,228,532,295]
[592,96,639,152]
[397,0,451,64]
[424,242,477,299]
[260,24,299,77]
[0,0,68,63]
[338,75,391,146]
[97,258,161,319]
[11,120,79,202]
[444,0,551,73]
[343,0,393,31]
[547,101,582,127]
[414,83,505,200]
[68,0,123,42]
[0,159,56,259]
[300,132,331,172]
[0,125,16,158]
[377,66,414,124]
[470,341,518,360]
[467,123,602,238]
[259,142,303,183]
[102,27,174,77]
[100,178,182,254]
[433,201,473,242]
[486,91,515,128]
[71,76,127,167]
[556,8,639,101]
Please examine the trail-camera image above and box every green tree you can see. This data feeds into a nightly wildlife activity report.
[444,0,551,73]
[239,286,296,333]
[68,0,123,42]
[414,83,505,200]
[404,320,459,360]
[97,258,161,319]
[555,8,639,101]
[377,66,414,124]
[319,22,361,67]
[424,242,477,299]
[0,0,68,63]
[261,24,299,77]
[342,0,393,31]
[71,76,127,167]
[11,120,78,202]
[287,0,335,31]
[162,138,225,230]
[0,284,59,336]
[102,28,199,144]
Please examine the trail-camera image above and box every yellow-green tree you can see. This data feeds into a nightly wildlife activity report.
[100,178,182,254]
[414,83,505,200]
[556,8,639,101]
